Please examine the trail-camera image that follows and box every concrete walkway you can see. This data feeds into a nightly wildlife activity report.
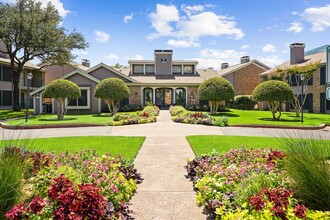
[129,111,204,219]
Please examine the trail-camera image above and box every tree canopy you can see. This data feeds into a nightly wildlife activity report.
[252,80,294,120]
[94,78,130,115]
[198,77,235,113]
[44,79,81,120]
[0,0,88,111]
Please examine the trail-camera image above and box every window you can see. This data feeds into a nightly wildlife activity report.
[175,88,186,106]
[144,88,153,105]
[307,76,313,86]
[2,66,12,82]
[160,58,167,63]
[133,65,143,74]
[290,75,297,86]
[1,90,12,106]
[320,67,326,85]
[145,65,155,74]
[67,87,90,109]
[183,65,194,74]
[320,93,326,113]
[172,65,182,74]
[327,96,330,111]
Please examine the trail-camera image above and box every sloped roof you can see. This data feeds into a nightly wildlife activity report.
[0,57,44,71]
[30,69,100,95]
[260,52,326,76]
[218,60,270,77]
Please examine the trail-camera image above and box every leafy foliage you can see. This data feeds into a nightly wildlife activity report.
[233,95,257,110]
[94,78,131,115]
[198,77,235,114]
[0,0,87,111]
[252,80,294,120]
[44,79,81,120]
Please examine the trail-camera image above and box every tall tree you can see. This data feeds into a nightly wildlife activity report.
[0,0,88,111]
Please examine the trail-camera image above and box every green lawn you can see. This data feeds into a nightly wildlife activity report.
[212,109,330,127]
[0,136,145,160]
[0,110,33,120]
[187,135,330,156]
[5,114,114,126]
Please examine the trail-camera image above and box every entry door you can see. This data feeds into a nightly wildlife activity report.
[156,89,172,106]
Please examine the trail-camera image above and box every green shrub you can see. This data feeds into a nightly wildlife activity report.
[0,156,23,217]
[141,105,160,116]
[95,78,130,115]
[198,77,235,114]
[284,139,330,211]
[233,95,257,110]
[169,105,186,116]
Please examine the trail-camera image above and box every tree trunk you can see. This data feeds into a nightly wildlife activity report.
[12,73,21,111]
[106,100,112,114]
[112,101,119,115]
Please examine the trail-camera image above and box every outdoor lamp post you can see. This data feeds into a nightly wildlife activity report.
[25,72,33,122]
[300,74,304,123]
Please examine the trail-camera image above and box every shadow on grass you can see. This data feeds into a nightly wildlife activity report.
[258,117,300,122]
[38,117,77,121]
[93,114,113,118]
[211,112,240,118]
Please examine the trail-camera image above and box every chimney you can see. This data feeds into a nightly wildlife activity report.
[154,49,172,75]
[81,59,90,68]
[290,43,305,65]
[0,40,9,59]
[240,56,250,64]
[221,62,229,69]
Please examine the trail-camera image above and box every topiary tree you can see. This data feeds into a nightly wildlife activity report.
[198,77,235,114]
[94,78,130,115]
[44,79,81,120]
[252,80,294,121]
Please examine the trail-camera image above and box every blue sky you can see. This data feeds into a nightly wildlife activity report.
[3,0,330,69]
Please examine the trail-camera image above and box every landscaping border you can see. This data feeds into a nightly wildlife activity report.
[229,123,327,130]
[0,122,105,129]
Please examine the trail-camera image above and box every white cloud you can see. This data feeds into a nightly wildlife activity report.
[123,13,133,23]
[167,39,199,48]
[292,11,298,15]
[193,48,246,69]
[257,55,284,67]
[148,4,179,39]
[262,44,277,52]
[2,0,70,17]
[302,4,330,31]
[286,22,303,33]
[147,4,244,44]
[130,54,144,60]
[94,31,110,43]
[241,44,250,50]
[105,53,119,60]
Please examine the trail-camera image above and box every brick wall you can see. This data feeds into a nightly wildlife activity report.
[187,86,199,106]
[129,86,141,105]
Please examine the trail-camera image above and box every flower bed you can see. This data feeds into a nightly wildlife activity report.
[110,105,159,126]
[169,106,228,127]
[3,147,142,219]
[185,148,330,219]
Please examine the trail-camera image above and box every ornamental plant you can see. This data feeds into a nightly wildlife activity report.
[198,77,235,114]
[44,79,81,120]
[252,80,294,120]
[94,78,131,115]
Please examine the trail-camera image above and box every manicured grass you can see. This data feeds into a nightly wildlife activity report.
[0,136,145,160]
[5,114,114,126]
[187,135,330,156]
[0,110,33,120]
[212,109,330,127]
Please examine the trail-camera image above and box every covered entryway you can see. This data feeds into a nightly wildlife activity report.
[155,88,172,107]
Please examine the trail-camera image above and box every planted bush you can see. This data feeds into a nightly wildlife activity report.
[186,148,330,219]
[110,106,159,126]
[233,95,257,110]
[4,148,142,219]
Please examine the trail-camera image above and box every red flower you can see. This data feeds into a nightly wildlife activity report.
[294,204,307,218]
[6,202,27,220]
[249,193,266,211]
[27,196,47,214]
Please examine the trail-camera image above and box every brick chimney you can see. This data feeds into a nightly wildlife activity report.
[290,43,305,65]
[221,62,229,69]
[81,59,90,68]
[0,40,9,59]
[240,56,250,64]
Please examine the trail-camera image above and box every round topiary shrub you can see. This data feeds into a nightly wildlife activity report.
[252,80,294,120]
[44,79,81,120]
[94,78,130,115]
[198,77,235,114]
[233,95,257,110]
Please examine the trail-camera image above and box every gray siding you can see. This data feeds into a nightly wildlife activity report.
[155,54,172,75]
[89,66,130,82]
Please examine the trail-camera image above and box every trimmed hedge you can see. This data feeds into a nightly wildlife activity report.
[233,95,257,110]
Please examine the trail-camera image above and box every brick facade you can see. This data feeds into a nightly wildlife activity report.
[187,86,199,106]
[129,86,141,105]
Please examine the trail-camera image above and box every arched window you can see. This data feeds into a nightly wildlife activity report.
[144,88,153,105]
[175,88,186,106]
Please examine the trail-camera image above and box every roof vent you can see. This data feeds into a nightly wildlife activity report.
[81,59,90,68]
[221,62,229,69]
[240,56,250,64]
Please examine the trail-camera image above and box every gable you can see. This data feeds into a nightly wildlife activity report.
[88,66,131,82]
